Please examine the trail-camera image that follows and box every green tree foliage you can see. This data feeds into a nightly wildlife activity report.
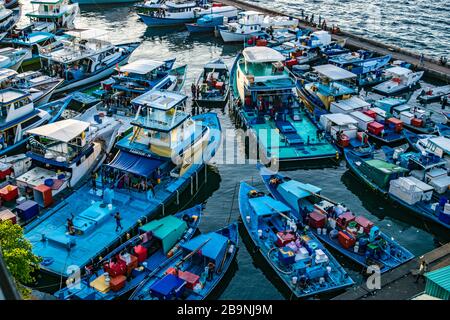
[0,220,41,297]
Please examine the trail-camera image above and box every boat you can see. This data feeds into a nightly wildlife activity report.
[417,85,450,104]
[186,13,228,33]
[0,89,71,157]
[0,2,20,39]
[218,11,298,43]
[0,47,29,70]
[230,46,339,166]
[25,0,79,33]
[39,29,140,94]
[11,70,64,106]
[2,31,70,66]
[4,0,19,9]
[72,0,140,4]
[402,129,434,152]
[374,97,438,135]
[258,167,414,273]
[130,222,238,300]
[54,205,203,300]
[138,0,238,27]
[297,64,358,117]
[372,66,424,96]
[192,58,229,108]
[135,0,165,16]
[24,89,222,278]
[238,181,353,297]
[344,148,450,230]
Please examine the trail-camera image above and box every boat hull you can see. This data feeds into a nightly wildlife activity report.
[139,14,194,27]
[185,23,215,33]
[71,0,139,4]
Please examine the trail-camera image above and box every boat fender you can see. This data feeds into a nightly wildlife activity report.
[246,216,251,224]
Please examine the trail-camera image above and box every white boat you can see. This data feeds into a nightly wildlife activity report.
[138,0,238,27]
[17,116,120,195]
[219,10,298,43]
[26,0,80,33]
[373,66,424,95]
[11,71,64,106]
[0,1,20,36]
[0,47,29,70]
[39,29,140,93]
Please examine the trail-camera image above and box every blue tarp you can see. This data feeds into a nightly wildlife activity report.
[181,233,227,261]
[150,274,185,298]
[279,180,322,199]
[249,196,291,216]
[107,151,164,178]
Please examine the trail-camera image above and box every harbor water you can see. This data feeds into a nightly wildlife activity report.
[20,2,450,299]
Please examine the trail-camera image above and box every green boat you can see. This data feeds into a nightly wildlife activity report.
[230,47,339,167]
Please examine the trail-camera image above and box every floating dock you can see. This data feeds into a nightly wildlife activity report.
[332,242,450,300]
[218,0,450,83]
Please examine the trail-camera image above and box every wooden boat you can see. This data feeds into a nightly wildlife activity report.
[258,166,414,273]
[54,205,203,300]
[344,149,450,230]
[193,58,229,109]
[238,182,353,297]
[130,222,238,300]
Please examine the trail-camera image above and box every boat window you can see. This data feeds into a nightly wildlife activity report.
[21,115,42,130]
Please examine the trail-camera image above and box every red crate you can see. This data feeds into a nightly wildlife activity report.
[338,134,350,148]
[387,117,403,132]
[308,210,327,229]
[357,131,368,143]
[336,211,355,229]
[363,110,377,119]
[355,216,374,234]
[411,118,423,127]
[0,185,18,202]
[110,275,126,292]
[276,232,296,247]
[179,271,200,290]
[367,121,384,136]
[338,231,356,249]
[256,39,268,46]
[0,209,16,224]
[285,59,298,67]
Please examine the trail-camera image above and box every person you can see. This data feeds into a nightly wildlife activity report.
[66,213,75,235]
[414,260,428,283]
[419,53,425,67]
[441,95,449,110]
[191,83,196,99]
[114,212,123,232]
[91,171,98,191]
[207,261,215,281]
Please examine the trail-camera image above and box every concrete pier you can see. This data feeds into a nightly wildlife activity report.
[332,242,450,300]
[218,0,450,83]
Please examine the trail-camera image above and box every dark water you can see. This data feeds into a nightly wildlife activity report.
[19,3,450,300]
[252,0,450,59]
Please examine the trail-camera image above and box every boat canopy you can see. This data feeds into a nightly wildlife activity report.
[204,59,228,70]
[26,119,90,142]
[0,89,30,105]
[106,151,164,178]
[322,113,358,126]
[428,136,450,153]
[181,232,228,262]
[243,47,285,64]
[248,195,291,216]
[313,64,356,81]
[386,66,411,76]
[119,59,165,75]
[279,179,322,200]
[140,215,187,254]
[331,96,370,112]
[0,68,18,83]
[65,29,109,40]
[131,90,187,111]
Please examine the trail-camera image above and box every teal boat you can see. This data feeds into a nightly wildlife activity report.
[130,222,238,300]
[230,47,339,167]
[54,205,203,300]
[238,182,353,298]
[258,166,414,273]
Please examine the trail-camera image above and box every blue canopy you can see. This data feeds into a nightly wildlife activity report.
[249,196,291,216]
[106,151,164,178]
[279,180,322,200]
[181,232,227,261]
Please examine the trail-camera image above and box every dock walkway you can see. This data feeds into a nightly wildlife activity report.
[218,0,450,83]
[333,242,450,300]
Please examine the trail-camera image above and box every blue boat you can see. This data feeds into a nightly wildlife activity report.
[321,42,350,57]
[54,205,203,300]
[130,222,238,300]
[186,14,225,33]
[24,89,222,278]
[344,148,450,230]
[0,89,71,157]
[238,182,353,297]
[258,166,414,273]
[230,47,339,166]
[328,50,374,69]
[402,129,435,152]
[192,58,229,108]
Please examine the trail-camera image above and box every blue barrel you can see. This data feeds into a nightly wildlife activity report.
[44,179,54,187]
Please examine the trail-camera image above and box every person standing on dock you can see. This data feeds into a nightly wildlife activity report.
[114,212,123,232]
[441,95,449,110]
[414,260,428,283]
[419,53,425,67]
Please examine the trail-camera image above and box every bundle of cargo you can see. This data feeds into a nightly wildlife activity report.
[350,111,374,131]
[388,176,434,205]
[386,117,403,133]
[359,159,409,189]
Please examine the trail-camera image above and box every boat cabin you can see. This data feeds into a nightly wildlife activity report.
[226,10,265,34]
[329,96,370,114]
[276,179,322,217]
[0,68,18,89]
[26,0,74,28]
[297,30,332,49]
[319,113,358,141]
[246,192,292,230]
[0,89,34,137]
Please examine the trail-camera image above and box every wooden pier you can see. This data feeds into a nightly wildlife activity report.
[217,0,450,83]
[332,242,450,300]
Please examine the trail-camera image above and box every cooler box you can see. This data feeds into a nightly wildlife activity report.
[15,200,39,221]
[411,118,423,127]
[338,231,356,249]
[0,167,12,180]
[110,275,126,292]
[357,131,368,143]
[178,271,200,290]
[278,247,296,265]
[215,81,224,90]
[305,265,326,280]
[338,134,350,147]
[276,232,296,247]
[0,185,18,202]
[355,216,374,234]
[106,259,126,277]
[150,274,186,300]
[336,211,355,229]
[363,110,377,119]
[33,184,53,208]
[309,210,327,229]
[285,59,298,67]
[367,121,384,136]
[134,245,148,262]
[0,209,16,224]
[121,254,138,275]
[387,117,403,132]
[256,39,267,46]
